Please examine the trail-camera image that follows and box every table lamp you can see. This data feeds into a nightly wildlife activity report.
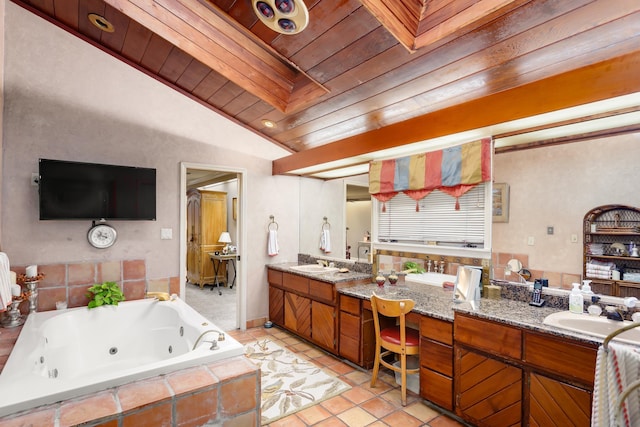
[218,232,232,254]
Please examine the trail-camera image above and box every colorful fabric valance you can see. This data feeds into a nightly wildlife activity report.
[369,138,492,210]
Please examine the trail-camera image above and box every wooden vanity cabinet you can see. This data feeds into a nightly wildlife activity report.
[454,313,597,427]
[268,269,349,353]
[420,316,454,410]
[338,295,375,368]
[454,314,522,426]
[523,331,596,427]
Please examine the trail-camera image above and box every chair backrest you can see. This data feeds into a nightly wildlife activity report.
[370,293,416,346]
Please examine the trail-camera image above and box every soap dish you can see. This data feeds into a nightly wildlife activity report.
[339,268,349,273]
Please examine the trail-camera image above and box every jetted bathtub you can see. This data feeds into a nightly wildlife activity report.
[0,297,244,417]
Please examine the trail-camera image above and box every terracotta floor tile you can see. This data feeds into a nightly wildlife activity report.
[267,414,307,427]
[402,401,440,423]
[342,386,377,405]
[320,395,355,415]
[314,417,349,427]
[359,397,397,419]
[337,407,378,427]
[297,403,332,424]
[381,410,423,427]
[327,362,358,376]
[427,414,468,427]
[344,369,372,385]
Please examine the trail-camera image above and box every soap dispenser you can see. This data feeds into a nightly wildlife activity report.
[581,280,594,297]
[569,283,584,314]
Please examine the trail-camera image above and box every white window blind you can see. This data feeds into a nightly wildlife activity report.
[377,183,487,247]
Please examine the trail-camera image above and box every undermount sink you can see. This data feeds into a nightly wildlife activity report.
[289,264,340,274]
[543,311,640,345]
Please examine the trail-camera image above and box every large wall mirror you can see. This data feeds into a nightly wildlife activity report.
[298,133,640,295]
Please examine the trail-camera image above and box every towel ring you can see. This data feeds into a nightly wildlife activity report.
[268,215,278,231]
[322,217,330,231]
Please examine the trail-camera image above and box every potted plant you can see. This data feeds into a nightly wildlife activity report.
[86,281,125,309]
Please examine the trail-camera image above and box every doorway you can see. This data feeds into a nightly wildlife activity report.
[179,162,247,331]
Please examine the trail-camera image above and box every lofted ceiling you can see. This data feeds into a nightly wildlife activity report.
[12,0,640,178]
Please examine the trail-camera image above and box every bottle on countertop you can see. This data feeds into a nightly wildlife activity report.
[581,280,594,297]
[569,283,584,314]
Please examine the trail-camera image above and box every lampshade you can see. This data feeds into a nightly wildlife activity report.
[218,232,232,244]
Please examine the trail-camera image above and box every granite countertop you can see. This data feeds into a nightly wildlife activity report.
[268,262,636,347]
[339,281,606,346]
[267,262,372,284]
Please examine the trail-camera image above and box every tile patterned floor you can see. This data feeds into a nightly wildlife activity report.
[228,327,468,427]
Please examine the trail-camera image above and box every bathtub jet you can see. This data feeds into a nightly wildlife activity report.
[0,297,244,417]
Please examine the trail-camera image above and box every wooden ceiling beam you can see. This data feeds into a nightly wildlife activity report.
[272,50,640,175]
[359,0,524,51]
[103,0,328,112]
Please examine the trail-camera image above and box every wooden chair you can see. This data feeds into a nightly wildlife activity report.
[370,293,420,406]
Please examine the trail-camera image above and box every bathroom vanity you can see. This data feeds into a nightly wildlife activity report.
[268,264,602,426]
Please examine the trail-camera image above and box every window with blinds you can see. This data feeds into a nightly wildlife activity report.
[377,183,488,247]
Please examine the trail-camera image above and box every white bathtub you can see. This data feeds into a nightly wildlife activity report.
[405,272,457,287]
[0,297,244,417]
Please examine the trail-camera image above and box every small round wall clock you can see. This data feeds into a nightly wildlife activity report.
[88,223,117,249]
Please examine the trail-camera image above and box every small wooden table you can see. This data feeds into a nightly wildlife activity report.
[208,253,238,295]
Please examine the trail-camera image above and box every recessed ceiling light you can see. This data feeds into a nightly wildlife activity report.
[252,0,309,35]
[88,13,115,33]
[262,119,277,128]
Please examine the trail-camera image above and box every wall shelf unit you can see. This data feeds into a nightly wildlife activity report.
[584,205,640,297]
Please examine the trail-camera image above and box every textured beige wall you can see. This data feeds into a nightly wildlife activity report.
[1,3,300,323]
[493,134,640,275]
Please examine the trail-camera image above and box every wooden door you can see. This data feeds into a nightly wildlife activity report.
[528,373,591,427]
[186,191,201,284]
[339,310,361,364]
[284,292,311,339]
[312,300,336,351]
[456,347,522,426]
[199,191,227,285]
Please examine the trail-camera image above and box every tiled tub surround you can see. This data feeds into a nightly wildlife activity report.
[0,259,258,425]
[0,357,260,426]
[0,298,245,416]
[6,258,180,313]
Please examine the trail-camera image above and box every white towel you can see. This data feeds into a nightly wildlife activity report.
[267,230,279,257]
[0,252,12,312]
[592,342,640,427]
[321,229,331,253]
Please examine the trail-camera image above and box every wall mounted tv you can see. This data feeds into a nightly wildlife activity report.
[39,159,156,220]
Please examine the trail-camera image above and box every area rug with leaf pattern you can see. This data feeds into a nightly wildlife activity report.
[244,339,352,425]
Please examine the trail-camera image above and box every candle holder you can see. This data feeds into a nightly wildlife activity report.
[25,280,39,314]
[1,298,25,328]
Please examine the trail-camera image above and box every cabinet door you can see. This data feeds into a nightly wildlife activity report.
[284,292,311,339]
[312,300,336,351]
[456,347,522,427]
[269,286,284,326]
[199,191,227,283]
[339,311,361,364]
[529,372,591,427]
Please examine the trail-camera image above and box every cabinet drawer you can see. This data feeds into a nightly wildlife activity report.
[420,338,452,377]
[340,295,361,315]
[524,331,597,386]
[267,269,283,286]
[310,279,336,303]
[455,314,522,360]
[421,316,453,345]
[282,272,309,294]
[420,367,453,410]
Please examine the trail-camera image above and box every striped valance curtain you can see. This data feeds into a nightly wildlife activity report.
[369,138,492,211]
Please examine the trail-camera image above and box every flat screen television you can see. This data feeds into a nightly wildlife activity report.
[39,159,156,220]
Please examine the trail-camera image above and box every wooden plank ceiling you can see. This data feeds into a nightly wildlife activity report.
[13,0,640,177]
